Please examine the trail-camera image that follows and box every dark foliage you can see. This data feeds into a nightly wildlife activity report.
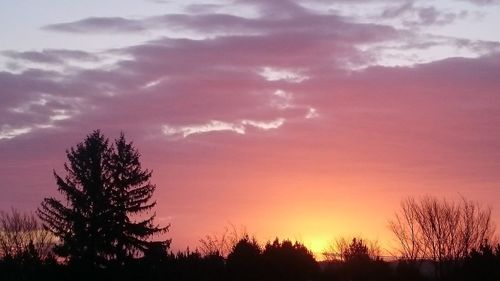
[323,238,393,281]
[226,236,262,281]
[37,130,169,269]
[457,242,500,281]
[262,238,319,281]
[393,260,427,281]
[2,233,500,281]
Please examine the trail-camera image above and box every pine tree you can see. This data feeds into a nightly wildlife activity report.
[38,130,168,268]
[109,133,169,265]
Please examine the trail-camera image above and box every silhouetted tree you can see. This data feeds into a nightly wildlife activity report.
[262,239,319,281]
[389,196,495,280]
[342,238,371,263]
[458,241,500,281]
[199,224,247,257]
[165,249,225,281]
[37,130,169,269]
[108,134,170,265]
[331,238,391,281]
[325,237,381,262]
[0,208,53,260]
[226,236,262,281]
[0,209,59,281]
[393,260,426,281]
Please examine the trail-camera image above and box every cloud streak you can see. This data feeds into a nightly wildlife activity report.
[43,17,146,33]
[162,118,285,138]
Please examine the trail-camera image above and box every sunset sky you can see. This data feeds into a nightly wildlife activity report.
[1,0,500,256]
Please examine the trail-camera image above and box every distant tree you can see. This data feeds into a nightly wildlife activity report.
[199,224,247,257]
[226,236,262,281]
[389,196,495,280]
[0,209,57,281]
[341,238,371,262]
[324,236,381,262]
[262,239,318,281]
[459,241,500,281]
[166,249,225,281]
[324,237,391,281]
[37,130,169,268]
[0,208,53,260]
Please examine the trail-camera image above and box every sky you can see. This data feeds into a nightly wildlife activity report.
[1,0,500,256]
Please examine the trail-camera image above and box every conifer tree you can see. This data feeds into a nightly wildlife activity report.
[38,130,168,268]
[109,133,169,265]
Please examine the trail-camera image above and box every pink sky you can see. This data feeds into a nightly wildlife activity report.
[1,0,500,255]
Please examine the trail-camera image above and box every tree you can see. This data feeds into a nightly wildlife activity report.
[460,241,500,281]
[198,224,247,257]
[37,130,169,268]
[323,237,390,281]
[226,236,262,281]
[108,133,170,265]
[324,236,381,262]
[0,208,53,260]
[262,239,318,281]
[389,196,495,280]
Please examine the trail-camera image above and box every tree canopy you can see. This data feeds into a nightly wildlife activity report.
[38,130,169,268]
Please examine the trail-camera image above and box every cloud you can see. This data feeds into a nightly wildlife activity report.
[242,118,286,130]
[43,17,146,33]
[162,120,246,138]
[0,126,32,140]
[42,9,398,44]
[2,0,497,145]
[2,49,98,65]
[162,118,285,138]
[305,107,319,119]
[379,2,468,27]
[461,0,500,4]
[259,67,309,83]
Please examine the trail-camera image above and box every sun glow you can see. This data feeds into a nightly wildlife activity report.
[303,236,330,260]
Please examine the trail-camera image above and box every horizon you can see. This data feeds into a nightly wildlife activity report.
[1,0,500,257]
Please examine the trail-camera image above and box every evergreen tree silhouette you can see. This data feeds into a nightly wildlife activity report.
[226,236,262,281]
[109,133,170,265]
[37,130,168,269]
[262,239,318,281]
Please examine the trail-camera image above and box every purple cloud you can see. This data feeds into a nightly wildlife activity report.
[2,49,98,64]
[43,17,146,33]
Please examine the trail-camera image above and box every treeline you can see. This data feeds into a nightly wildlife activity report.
[1,227,500,281]
[1,130,499,281]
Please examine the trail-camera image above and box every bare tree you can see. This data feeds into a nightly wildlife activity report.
[389,196,495,279]
[389,198,424,261]
[0,208,53,260]
[198,224,247,257]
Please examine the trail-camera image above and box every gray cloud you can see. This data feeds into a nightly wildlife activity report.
[461,0,500,4]
[2,49,99,65]
[43,17,146,33]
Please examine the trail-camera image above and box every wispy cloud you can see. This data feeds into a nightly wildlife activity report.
[162,118,285,138]
[43,17,146,33]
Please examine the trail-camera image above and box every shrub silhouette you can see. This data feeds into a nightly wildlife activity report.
[323,237,392,281]
[226,236,262,281]
[458,241,500,281]
[262,238,319,281]
[0,208,53,261]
